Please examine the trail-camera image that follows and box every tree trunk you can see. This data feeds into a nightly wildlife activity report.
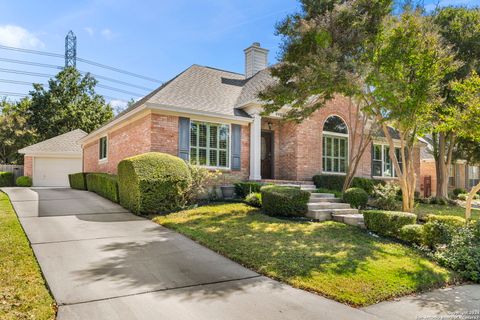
[434,132,455,200]
[465,181,480,221]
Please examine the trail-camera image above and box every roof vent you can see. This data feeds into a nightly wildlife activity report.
[244,42,269,78]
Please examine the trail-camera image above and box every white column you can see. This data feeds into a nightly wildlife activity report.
[249,113,262,180]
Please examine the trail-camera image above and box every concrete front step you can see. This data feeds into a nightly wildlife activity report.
[309,193,336,198]
[309,197,342,203]
[307,208,359,221]
[308,202,351,210]
[332,213,365,228]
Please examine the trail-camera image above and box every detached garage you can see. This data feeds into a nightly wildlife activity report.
[19,129,87,187]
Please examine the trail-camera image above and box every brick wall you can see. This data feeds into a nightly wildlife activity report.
[24,156,33,177]
[82,112,250,180]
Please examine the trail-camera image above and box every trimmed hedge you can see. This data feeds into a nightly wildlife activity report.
[118,152,192,215]
[363,210,417,238]
[69,172,87,190]
[313,175,383,194]
[234,182,264,198]
[399,224,425,245]
[0,172,14,187]
[260,185,310,217]
[343,187,368,209]
[15,176,32,187]
[86,173,119,203]
[427,215,466,228]
[245,192,262,208]
[424,221,453,248]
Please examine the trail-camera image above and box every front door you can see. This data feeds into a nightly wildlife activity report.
[261,131,273,179]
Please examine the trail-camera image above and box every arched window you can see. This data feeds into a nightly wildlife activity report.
[322,116,348,174]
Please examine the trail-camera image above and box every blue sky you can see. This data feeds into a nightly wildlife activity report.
[0,0,478,110]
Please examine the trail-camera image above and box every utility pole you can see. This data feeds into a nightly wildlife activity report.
[65,30,77,68]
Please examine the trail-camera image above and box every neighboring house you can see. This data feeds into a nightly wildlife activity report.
[419,142,480,197]
[20,129,86,187]
[79,42,421,188]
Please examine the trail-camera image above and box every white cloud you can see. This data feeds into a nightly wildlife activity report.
[84,27,94,36]
[0,25,44,48]
[101,28,116,40]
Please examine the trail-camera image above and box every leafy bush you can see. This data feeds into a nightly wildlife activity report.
[69,172,87,190]
[0,172,14,187]
[457,193,479,201]
[245,192,262,208]
[118,152,192,215]
[399,224,425,245]
[427,215,466,228]
[312,175,345,191]
[261,185,310,217]
[15,176,32,187]
[183,164,220,204]
[423,221,453,249]
[234,182,264,198]
[371,182,400,210]
[86,173,119,203]
[363,210,417,238]
[453,188,467,198]
[352,177,385,195]
[313,174,383,193]
[343,187,368,209]
[434,226,480,282]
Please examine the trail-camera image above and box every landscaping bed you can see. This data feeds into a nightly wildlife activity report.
[153,203,457,307]
[0,192,55,320]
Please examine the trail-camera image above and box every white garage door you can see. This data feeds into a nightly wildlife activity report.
[33,157,82,187]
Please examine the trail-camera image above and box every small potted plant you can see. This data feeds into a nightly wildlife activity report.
[220,174,236,199]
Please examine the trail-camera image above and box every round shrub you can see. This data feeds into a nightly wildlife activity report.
[234,182,264,198]
[261,185,310,217]
[0,171,14,187]
[453,188,467,198]
[423,221,453,249]
[118,152,192,215]
[427,215,466,228]
[399,224,425,245]
[245,192,262,208]
[15,176,32,187]
[343,187,368,209]
[363,210,417,238]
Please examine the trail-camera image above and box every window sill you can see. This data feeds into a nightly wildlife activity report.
[322,171,346,176]
[98,158,108,164]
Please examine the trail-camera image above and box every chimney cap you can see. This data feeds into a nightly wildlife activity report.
[252,42,261,47]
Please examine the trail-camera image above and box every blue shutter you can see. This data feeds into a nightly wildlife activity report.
[178,117,190,161]
[231,124,241,171]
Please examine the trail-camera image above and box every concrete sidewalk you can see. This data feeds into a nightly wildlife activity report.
[2,187,379,320]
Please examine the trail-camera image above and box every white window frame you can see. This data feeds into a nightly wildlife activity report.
[372,143,402,179]
[189,120,231,170]
[99,136,108,161]
[468,165,479,188]
[322,115,349,175]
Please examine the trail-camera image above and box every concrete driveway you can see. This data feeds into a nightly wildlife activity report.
[2,187,379,320]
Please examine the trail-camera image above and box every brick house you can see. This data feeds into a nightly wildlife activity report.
[80,42,421,187]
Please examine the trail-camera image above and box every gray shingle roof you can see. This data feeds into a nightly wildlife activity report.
[235,68,276,108]
[19,129,87,154]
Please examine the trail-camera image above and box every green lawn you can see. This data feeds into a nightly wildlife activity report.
[414,203,479,220]
[0,192,56,320]
[154,203,457,307]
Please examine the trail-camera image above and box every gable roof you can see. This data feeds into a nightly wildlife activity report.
[19,129,87,155]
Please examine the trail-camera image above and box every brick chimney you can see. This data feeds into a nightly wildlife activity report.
[244,42,269,78]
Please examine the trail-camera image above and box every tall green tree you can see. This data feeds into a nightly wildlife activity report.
[27,67,113,141]
[448,72,480,220]
[430,6,480,200]
[366,10,458,212]
[0,98,37,164]
[259,0,392,191]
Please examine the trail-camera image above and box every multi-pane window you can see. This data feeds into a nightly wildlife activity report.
[190,121,229,168]
[468,165,479,188]
[372,144,402,177]
[322,136,347,173]
[99,136,107,160]
[322,115,348,174]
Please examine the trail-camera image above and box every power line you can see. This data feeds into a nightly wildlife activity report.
[0,79,45,86]
[0,68,144,96]
[0,91,28,97]
[0,44,163,83]
[0,57,154,91]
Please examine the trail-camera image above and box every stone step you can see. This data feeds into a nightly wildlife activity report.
[308,202,351,210]
[332,213,365,228]
[309,208,359,215]
[309,193,336,198]
[306,211,332,221]
[308,197,342,203]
